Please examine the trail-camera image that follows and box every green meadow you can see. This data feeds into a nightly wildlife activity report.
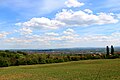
[0,59,120,80]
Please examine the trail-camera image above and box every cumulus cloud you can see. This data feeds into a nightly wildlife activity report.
[63,28,75,35]
[20,27,32,35]
[65,0,84,7]
[16,9,118,30]
[84,9,93,14]
[57,28,79,43]
[55,9,118,26]
[16,17,65,30]
[16,0,119,30]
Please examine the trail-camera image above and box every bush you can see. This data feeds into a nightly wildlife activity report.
[106,54,120,59]
[70,56,80,61]
[17,58,27,65]
[63,56,70,62]
[39,60,46,64]
[0,57,11,67]
[46,59,54,63]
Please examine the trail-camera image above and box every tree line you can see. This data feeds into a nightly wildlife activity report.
[0,46,119,67]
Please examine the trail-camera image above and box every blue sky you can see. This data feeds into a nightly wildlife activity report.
[0,0,120,49]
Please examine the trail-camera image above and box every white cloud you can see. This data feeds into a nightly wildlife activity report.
[111,32,120,38]
[82,35,110,42]
[116,14,120,19]
[0,32,9,38]
[65,0,84,7]
[2,29,120,48]
[55,9,118,26]
[45,32,59,36]
[78,32,120,46]
[16,17,65,30]
[20,27,32,35]
[17,9,118,30]
[5,35,51,46]
[4,36,51,49]
[84,9,93,14]
[4,28,79,47]
[6,37,28,43]
[57,28,79,43]
[63,28,75,35]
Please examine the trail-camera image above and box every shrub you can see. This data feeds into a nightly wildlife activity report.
[0,57,11,67]
[70,56,80,61]
[39,59,46,64]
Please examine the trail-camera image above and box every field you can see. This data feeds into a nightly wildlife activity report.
[0,59,120,80]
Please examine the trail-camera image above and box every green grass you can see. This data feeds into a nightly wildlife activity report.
[0,59,120,80]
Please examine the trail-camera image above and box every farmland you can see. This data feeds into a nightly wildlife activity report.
[0,59,120,80]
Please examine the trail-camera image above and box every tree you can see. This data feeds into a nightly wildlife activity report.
[106,46,109,55]
[111,45,114,55]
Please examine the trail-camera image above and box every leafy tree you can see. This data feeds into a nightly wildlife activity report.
[0,57,11,67]
[106,46,109,55]
[111,45,114,55]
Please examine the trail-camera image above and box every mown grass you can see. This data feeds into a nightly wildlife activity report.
[0,59,120,80]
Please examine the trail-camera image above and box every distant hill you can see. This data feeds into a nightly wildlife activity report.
[8,47,120,54]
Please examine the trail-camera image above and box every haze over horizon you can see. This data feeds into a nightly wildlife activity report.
[0,0,120,49]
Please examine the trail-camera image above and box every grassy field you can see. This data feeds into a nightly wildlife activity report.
[0,59,120,80]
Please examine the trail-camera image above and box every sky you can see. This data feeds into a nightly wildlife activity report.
[0,0,120,49]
